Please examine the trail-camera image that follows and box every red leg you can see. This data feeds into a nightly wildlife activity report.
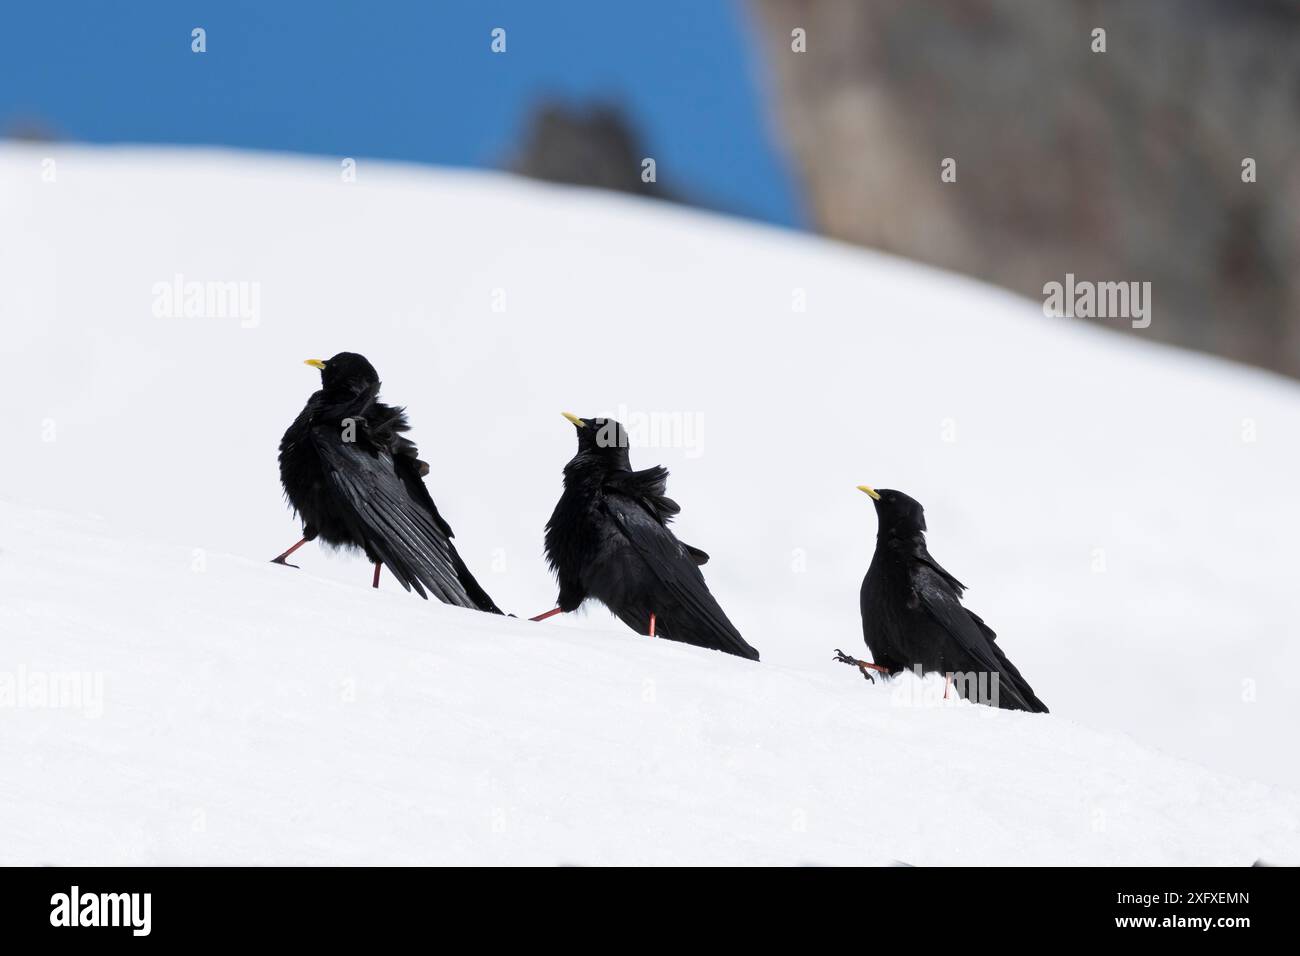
[944,673,952,700]
[529,607,563,622]
[649,612,656,637]
[372,562,382,589]
[271,537,307,567]
[832,650,889,683]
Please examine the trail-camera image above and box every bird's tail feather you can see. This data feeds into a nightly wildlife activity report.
[614,602,760,661]
[989,643,1049,713]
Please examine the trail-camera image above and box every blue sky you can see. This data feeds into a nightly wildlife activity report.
[0,0,803,226]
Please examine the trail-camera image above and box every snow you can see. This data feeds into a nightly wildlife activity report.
[1,143,1298,864]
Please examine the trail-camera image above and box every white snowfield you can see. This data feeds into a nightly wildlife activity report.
[1,144,1297,865]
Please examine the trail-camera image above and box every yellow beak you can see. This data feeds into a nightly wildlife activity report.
[562,411,587,428]
[304,359,327,370]
[857,484,882,501]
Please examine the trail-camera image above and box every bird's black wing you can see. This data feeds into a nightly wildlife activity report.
[910,563,1047,712]
[311,426,480,607]
[916,553,966,595]
[602,490,759,660]
[603,468,708,564]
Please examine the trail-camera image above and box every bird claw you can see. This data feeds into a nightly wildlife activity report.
[833,648,877,683]
[270,557,300,569]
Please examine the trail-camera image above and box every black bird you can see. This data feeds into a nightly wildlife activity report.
[540,413,759,661]
[272,352,501,612]
[837,485,1047,712]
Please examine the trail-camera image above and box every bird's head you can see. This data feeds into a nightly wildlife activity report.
[858,485,927,537]
[561,412,631,468]
[303,352,379,393]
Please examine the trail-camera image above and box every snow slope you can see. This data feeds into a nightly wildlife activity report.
[2,144,1298,864]
[2,501,1295,865]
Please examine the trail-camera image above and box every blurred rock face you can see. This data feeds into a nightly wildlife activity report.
[750,0,1300,375]
[511,102,664,198]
